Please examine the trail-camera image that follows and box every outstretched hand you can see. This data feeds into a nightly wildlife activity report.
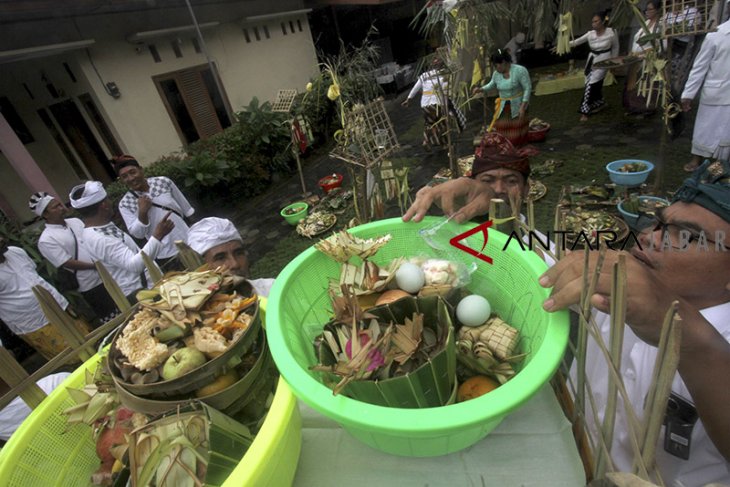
[402,177,495,224]
[539,250,680,346]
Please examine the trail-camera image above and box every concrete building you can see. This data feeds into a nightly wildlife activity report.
[0,0,319,221]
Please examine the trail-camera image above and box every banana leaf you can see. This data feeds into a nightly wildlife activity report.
[315,295,456,408]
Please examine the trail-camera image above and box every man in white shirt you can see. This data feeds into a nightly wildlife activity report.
[69,181,174,302]
[113,155,195,272]
[0,372,70,443]
[0,238,87,360]
[540,166,730,485]
[187,217,274,297]
[29,192,117,324]
[681,19,730,172]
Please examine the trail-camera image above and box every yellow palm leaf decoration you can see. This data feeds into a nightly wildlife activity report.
[556,12,574,55]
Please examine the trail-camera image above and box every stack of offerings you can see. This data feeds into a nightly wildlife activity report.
[107,269,277,420]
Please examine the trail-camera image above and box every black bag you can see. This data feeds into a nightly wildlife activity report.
[56,267,79,292]
[56,226,80,292]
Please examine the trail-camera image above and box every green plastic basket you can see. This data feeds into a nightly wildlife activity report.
[0,300,302,487]
[266,217,569,457]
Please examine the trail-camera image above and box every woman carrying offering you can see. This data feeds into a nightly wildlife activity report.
[472,49,532,146]
[568,10,620,121]
[624,0,663,116]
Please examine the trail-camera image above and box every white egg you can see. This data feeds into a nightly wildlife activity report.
[456,295,491,327]
[395,262,426,293]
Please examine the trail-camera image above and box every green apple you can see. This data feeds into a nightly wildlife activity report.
[161,348,207,381]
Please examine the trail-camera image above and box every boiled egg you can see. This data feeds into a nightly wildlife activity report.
[395,262,425,293]
[456,295,491,327]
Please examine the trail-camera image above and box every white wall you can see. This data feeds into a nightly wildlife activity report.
[0,2,319,220]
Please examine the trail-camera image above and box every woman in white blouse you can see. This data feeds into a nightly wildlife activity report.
[568,10,620,122]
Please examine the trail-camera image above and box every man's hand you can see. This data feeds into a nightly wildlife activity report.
[471,86,483,96]
[681,98,692,112]
[401,98,410,107]
[402,178,495,224]
[539,250,678,346]
[151,211,174,241]
[138,195,152,225]
[519,103,527,121]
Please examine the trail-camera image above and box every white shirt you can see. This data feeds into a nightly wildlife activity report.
[250,278,275,298]
[583,302,730,486]
[631,20,661,53]
[665,7,699,43]
[569,28,620,84]
[681,20,730,106]
[0,372,70,441]
[118,176,195,260]
[407,69,448,107]
[80,223,162,297]
[0,247,68,334]
[37,218,101,292]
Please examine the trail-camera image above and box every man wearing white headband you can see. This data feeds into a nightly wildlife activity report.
[187,217,274,297]
[30,192,116,325]
[70,181,174,301]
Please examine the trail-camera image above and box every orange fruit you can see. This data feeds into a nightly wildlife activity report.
[457,375,499,402]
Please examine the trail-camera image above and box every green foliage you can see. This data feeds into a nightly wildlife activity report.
[295,26,384,139]
[230,97,293,173]
[179,152,240,188]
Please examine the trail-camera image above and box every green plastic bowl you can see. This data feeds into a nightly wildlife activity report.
[266,217,569,457]
[281,202,308,225]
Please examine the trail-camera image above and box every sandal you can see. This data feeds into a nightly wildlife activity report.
[683,162,700,172]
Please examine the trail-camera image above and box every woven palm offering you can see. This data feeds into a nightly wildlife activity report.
[108,268,269,405]
[312,286,457,408]
[128,401,255,487]
[311,230,530,407]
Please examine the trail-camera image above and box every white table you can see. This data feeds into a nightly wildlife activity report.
[293,383,586,486]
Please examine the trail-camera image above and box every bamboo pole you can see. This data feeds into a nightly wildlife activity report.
[595,254,627,479]
[0,347,47,409]
[0,306,135,411]
[634,302,682,484]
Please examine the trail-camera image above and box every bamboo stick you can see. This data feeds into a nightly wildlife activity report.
[0,306,135,411]
[595,254,627,479]
[634,302,681,485]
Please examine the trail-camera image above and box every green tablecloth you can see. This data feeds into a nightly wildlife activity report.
[293,383,585,486]
[535,71,616,96]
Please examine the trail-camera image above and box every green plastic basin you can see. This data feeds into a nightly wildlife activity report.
[266,217,569,457]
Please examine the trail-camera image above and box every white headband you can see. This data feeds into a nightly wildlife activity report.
[28,192,55,217]
[187,217,242,256]
[69,181,107,209]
